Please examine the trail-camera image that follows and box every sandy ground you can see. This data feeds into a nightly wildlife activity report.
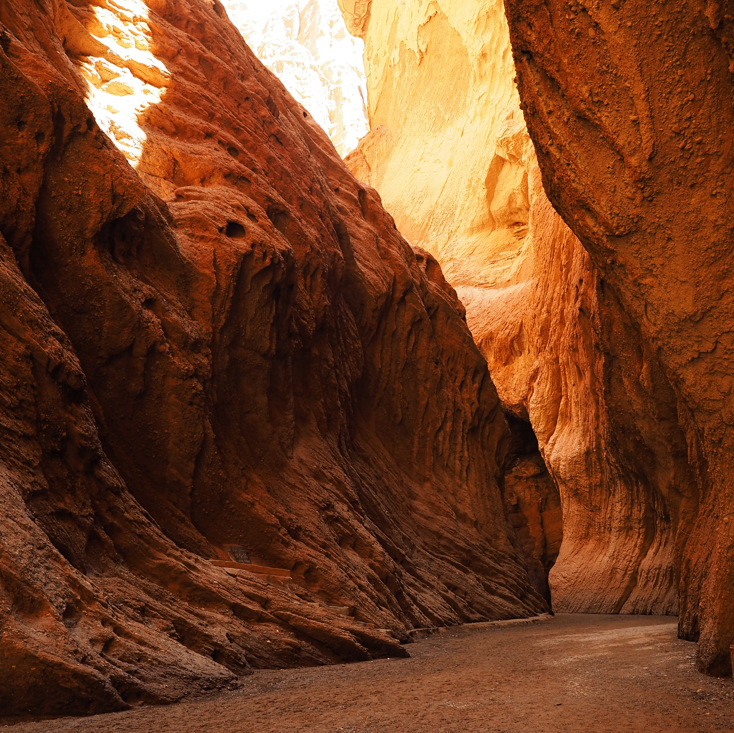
[4,614,734,733]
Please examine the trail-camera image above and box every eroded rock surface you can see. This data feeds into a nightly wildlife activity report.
[464,166,694,621]
[0,0,547,716]
[344,0,532,289]
[503,0,734,673]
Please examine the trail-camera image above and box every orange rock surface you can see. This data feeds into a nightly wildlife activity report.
[503,0,734,674]
[0,0,548,716]
[342,0,702,640]
[467,167,694,621]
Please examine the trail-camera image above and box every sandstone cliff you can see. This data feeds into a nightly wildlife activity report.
[464,163,695,620]
[342,0,699,636]
[221,0,368,156]
[344,0,531,289]
[503,0,734,675]
[0,0,547,717]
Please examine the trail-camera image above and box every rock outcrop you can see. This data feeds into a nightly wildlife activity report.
[221,0,368,156]
[503,0,734,675]
[0,0,548,717]
[342,0,702,642]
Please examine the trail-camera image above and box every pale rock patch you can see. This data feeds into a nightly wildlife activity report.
[221,0,368,157]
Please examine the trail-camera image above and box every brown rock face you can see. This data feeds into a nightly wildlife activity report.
[342,1,570,605]
[503,0,734,674]
[0,0,548,717]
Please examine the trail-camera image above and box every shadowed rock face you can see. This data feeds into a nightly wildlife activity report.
[0,0,547,717]
[503,0,734,674]
[500,411,562,607]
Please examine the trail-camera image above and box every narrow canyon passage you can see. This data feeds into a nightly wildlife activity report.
[5,615,733,733]
[2,0,734,721]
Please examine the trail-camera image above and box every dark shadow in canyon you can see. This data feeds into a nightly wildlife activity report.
[500,409,562,608]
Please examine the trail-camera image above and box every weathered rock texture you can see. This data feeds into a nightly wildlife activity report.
[464,165,695,622]
[344,0,533,290]
[221,0,368,156]
[342,0,704,649]
[503,0,734,675]
[0,0,548,717]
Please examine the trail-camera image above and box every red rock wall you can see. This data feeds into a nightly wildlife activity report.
[464,168,696,620]
[0,0,547,716]
[503,0,734,675]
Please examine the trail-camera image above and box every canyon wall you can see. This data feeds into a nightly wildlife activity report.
[503,0,734,675]
[343,0,700,638]
[0,0,547,717]
[343,0,530,289]
[220,0,368,156]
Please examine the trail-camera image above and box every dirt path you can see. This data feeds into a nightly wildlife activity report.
[4,614,734,733]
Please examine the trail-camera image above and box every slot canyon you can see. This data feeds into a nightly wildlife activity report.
[0,0,733,729]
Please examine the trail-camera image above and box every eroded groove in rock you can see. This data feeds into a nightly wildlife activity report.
[0,0,546,716]
[503,0,734,674]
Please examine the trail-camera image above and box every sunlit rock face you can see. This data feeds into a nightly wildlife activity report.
[344,0,529,289]
[222,0,368,156]
[343,0,697,639]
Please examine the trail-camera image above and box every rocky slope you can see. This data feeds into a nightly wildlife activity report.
[0,0,547,717]
[342,0,701,638]
[220,0,368,156]
[503,0,734,675]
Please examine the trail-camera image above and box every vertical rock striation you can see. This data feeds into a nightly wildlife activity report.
[500,410,562,606]
[0,0,546,716]
[502,0,734,674]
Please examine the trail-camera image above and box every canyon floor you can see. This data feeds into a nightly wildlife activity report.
[4,614,734,732]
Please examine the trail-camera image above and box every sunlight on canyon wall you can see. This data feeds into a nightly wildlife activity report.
[342,0,693,628]
[0,0,550,714]
[76,0,167,168]
[221,0,368,157]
